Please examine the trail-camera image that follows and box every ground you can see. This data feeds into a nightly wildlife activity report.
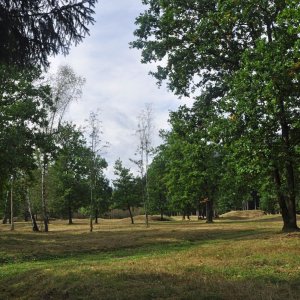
[0,214,300,299]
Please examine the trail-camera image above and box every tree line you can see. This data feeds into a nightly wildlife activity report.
[132,0,300,231]
[1,0,300,232]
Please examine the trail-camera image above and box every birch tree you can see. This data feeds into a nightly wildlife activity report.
[86,111,104,232]
[40,65,85,232]
[136,104,154,227]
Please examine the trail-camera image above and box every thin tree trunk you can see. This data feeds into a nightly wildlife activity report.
[89,185,93,232]
[2,191,9,224]
[128,204,134,224]
[27,189,39,232]
[145,152,149,228]
[24,210,29,222]
[206,198,214,223]
[67,192,73,225]
[94,208,98,224]
[10,179,14,231]
[68,205,73,225]
[41,159,49,232]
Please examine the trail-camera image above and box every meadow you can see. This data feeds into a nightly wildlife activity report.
[0,214,299,300]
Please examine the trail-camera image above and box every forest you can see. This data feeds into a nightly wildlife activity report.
[0,1,300,299]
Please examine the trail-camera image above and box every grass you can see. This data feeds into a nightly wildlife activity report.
[0,215,300,299]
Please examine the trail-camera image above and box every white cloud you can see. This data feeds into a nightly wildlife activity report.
[49,0,192,180]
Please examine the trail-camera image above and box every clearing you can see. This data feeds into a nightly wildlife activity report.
[0,214,299,299]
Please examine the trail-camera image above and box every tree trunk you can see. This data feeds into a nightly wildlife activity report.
[24,210,29,222]
[206,198,214,223]
[160,209,164,221]
[274,168,298,231]
[94,208,98,224]
[10,180,14,231]
[31,214,39,232]
[277,96,299,231]
[89,185,93,232]
[26,189,39,232]
[128,205,134,224]
[2,191,9,224]
[68,205,73,225]
[41,160,49,232]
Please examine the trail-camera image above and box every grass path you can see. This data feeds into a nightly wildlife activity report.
[0,216,300,299]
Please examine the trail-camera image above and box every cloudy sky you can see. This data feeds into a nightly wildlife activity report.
[50,0,191,179]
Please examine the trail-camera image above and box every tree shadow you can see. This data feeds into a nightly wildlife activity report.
[1,265,299,300]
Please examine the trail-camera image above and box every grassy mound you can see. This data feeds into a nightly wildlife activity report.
[220,210,266,219]
[118,215,173,223]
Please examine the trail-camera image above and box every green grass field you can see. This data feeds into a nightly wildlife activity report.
[0,214,300,299]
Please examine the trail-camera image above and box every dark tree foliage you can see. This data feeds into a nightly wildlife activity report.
[133,0,300,231]
[0,65,51,183]
[0,0,97,67]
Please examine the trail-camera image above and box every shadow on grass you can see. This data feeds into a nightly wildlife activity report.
[0,263,299,300]
[0,226,277,265]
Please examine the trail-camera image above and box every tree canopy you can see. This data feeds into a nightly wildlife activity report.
[133,0,300,231]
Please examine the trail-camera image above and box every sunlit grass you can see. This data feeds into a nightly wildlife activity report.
[0,215,299,299]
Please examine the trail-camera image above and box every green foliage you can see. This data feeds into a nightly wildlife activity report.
[113,159,141,211]
[134,1,300,229]
[48,123,109,219]
[0,65,51,186]
[0,0,97,67]
[147,149,169,216]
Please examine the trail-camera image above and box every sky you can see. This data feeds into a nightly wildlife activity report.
[50,0,191,179]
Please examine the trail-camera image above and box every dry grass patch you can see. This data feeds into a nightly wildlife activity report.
[219,210,266,219]
[0,216,300,299]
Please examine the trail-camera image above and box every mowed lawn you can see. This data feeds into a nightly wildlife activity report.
[0,215,300,300]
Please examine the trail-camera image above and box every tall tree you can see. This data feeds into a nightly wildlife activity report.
[147,148,168,220]
[50,123,90,224]
[135,103,154,227]
[93,168,111,224]
[133,0,300,231]
[0,65,50,197]
[86,111,106,232]
[39,65,85,232]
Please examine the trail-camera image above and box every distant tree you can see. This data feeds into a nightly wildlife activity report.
[113,159,140,224]
[93,175,111,224]
[86,111,107,232]
[147,149,168,220]
[0,0,97,67]
[135,104,154,227]
[50,123,90,224]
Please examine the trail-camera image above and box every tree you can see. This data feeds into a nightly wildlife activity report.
[133,1,300,231]
[0,65,51,203]
[50,123,90,224]
[38,65,85,232]
[0,0,97,67]
[93,174,111,224]
[147,148,168,220]
[113,159,141,224]
[158,91,224,222]
[135,103,154,227]
[86,111,106,232]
